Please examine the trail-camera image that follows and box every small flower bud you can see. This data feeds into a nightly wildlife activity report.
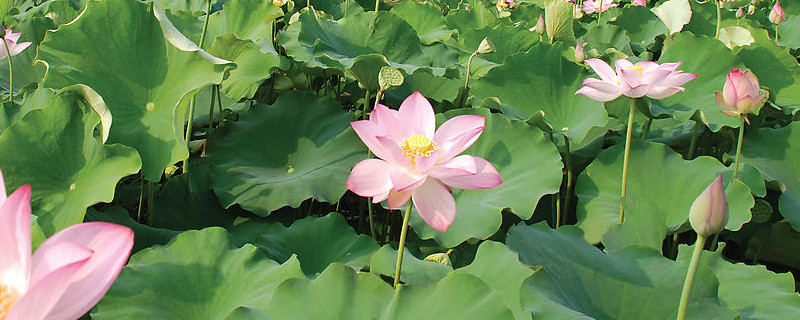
[689,174,729,238]
[736,7,744,19]
[574,41,585,63]
[477,37,495,54]
[536,15,546,35]
[769,0,785,25]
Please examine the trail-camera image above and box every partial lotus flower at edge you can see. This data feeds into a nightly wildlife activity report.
[0,28,32,60]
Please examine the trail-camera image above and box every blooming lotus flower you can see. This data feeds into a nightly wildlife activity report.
[769,0,784,25]
[0,171,133,320]
[583,0,617,14]
[689,174,728,238]
[576,58,698,102]
[715,69,766,124]
[346,92,502,231]
[632,0,646,6]
[0,28,32,60]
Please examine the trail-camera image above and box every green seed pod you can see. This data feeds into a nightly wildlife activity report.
[378,66,404,91]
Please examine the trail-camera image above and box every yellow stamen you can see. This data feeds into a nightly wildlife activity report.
[400,135,438,167]
[625,65,645,74]
[0,284,18,320]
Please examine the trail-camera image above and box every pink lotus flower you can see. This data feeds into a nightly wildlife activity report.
[0,28,32,60]
[576,58,697,102]
[715,69,766,124]
[632,0,646,6]
[769,0,784,25]
[689,174,728,237]
[346,92,502,232]
[583,0,617,14]
[0,171,133,320]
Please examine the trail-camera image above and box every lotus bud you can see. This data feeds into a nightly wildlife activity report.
[536,14,545,35]
[689,174,729,238]
[378,66,404,91]
[715,68,767,124]
[476,37,495,54]
[736,7,744,18]
[769,0,784,25]
[632,0,646,6]
[574,41,585,63]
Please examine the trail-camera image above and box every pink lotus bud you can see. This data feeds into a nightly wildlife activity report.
[536,14,545,35]
[632,0,646,6]
[736,7,744,18]
[715,68,767,124]
[575,41,585,62]
[689,174,729,238]
[770,1,785,25]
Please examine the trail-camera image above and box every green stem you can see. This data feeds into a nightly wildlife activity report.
[208,85,217,136]
[183,0,213,174]
[641,118,652,140]
[598,0,603,25]
[393,204,413,289]
[775,24,780,44]
[137,176,145,223]
[363,90,371,120]
[464,51,477,92]
[733,115,745,180]
[715,0,721,39]
[677,235,707,320]
[687,121,700,159]
[562,135,573,228]
[619,98,636,224]
[2,36,13,102]
[374,0,379,11]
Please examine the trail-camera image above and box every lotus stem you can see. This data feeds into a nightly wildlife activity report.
[375,0,379,12]
[733,115,745,180]
[208,85,217,137]
[687,121,700,159]
[137,176,145,223]
[562,135,573,228]
[183,0,213,174]
[598,0,603,25]
[677,235,707,320]
[393,204,413,289]
[619,98,636,224]
[2,38,12,103]
[464,51,478,93]
[715,0,721,39]
[641,118,652,140]
[775,25,779,44]
[363,90,371,120]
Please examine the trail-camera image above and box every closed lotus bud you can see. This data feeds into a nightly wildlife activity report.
[574,41,585,63]
[536,14,546,35]
[715,68,767,124]
[769,0,785,25]
[748,4,756,15]
[632,0,646,6]
[736,7,744,18]
[689,174,729,238]
[477,37,495,54]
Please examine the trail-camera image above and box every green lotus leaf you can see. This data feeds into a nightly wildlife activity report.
[718,26,755,49]
[471,42,609,144]
[445,2,500,34]
[0,86,53,134]
[507,223,737,320]
[265,263,515,319]
[677,243,800,319]
[583,24,634,57]
[656,32,744,131]
[37,0,232,181]
[390,1,454,45]
[611,6,667,52]
[742,220,800,269]
[0,15,53,96]
[0,87,141,235]
[456,241,535,320]
[234,213,379,276]
[736,26,800,110]
[776,15,800,49]
[741,123,800,230]
[14,0,85,25]
[279,10,455,76]
[575,140,754,252]
[349,53,390,92]
[683,0,738,38]
[92,227,305,319]
[85,206,181,253]
[457,25,539,78]
[369,244,452,285]
[407,108,563,247]
[158,0,214,13]
[544,0,575,43]
[384,68,462,105]
[207,34,289,101]
[207,91,366,215]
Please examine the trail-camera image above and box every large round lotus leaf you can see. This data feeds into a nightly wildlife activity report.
[0,86,54,135]
[0,16,51,95]
[348,54,390,92]
[234,213,379,276]
[207,91,366,215]
[384,69,461,105]
[575,140,755,252]
[507,223,737,320]
[611,6,667,52]
[457,25,538,78]
[407,108,563,247]
[157,0,215,13]
[776,15,800,49]
[207,34,289,101]
[279,10,453,76]
[264,263,515,319]
[456,241,535,320]
[92,227,305,319]
[656,32,744,131]
[741,123,800,230]
[85,206,181,253]
[37,0,232,181]
[471,42,609,144]
[742,221,800,269]
[19,0,86,25]
[676,244,800,319]
[0,87,141,235]
[736,26,800,109]
[390,1,454,45]
[369,244,452,285]
[445,2,500,34]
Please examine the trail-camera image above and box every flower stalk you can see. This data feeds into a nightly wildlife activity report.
[677,235,706,320]
[183,0,213,174]
[733,115,745,179]
[393,204,413,289]
[619,98,636,224]
[3,38,12,103]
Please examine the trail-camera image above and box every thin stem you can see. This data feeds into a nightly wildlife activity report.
[137,176,145,223]
[363,90,371,120]
[374,0,379,12]
[641,118,652,140]
[619,98,636,224]
[208,85,217,136]
[598,0,603,25]
[147,180,154,223]
[687,121,700,159]
[677,235,707,320]
[216,83,223,114]
[715,0,721,39]
[183,0,213,173]
[374,89,384,110]
[562,135,573,228]
[367,199,376,238]
[464,51,477,92]
[733,115,745,180]
[393,204,413,289]
[3,38,13,102]
[775,24,780,44]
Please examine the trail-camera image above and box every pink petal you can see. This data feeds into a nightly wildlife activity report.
[350,120,392,160]
[619,68,645,89]
[390,166,427,191]
[387,188,412,209]
[582,78,621,93]
[412,149,440,173]
[585,59,618,83]
[6,250,90,320]
[411,179,456,232]
[30,222,133,320]
[715,92,731,109]
[575,86,621,102]
[429,155,502,190]
[370,104,405,142]
[645,86,683,99]
[433,115,485,163]
[345,159,393,199]
[398,92,435,138]
[721,109,741,117]
[29,241,93,288]
[0,185,32,293]
[0,169,7,202]
[9,41,31,56]
[4,31,21,43]
[664,72,697,87]
[620,81,648,98]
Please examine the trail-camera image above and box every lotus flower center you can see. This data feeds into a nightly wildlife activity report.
[400,135,438,167]
[625,66,645,74]
[0,284,18,320]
